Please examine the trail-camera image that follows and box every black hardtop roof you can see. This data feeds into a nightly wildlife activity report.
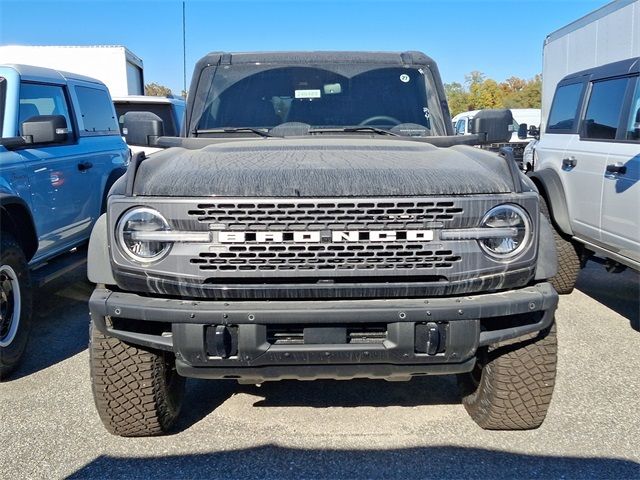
[561,57,640,84]
[196,50,436,67]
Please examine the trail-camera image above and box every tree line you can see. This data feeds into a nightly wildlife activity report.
[144,82,188,98]
[445,71,542,116]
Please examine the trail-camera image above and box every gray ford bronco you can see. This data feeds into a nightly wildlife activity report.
[87,51,559,436]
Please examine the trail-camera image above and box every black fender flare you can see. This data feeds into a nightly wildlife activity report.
[0,195,38,261]
[101,166,127,214]
[528,169,573,236]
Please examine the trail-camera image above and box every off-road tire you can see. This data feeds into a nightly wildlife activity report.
[540,197,580,294]
[90,321,185,436]
[459,321,557,430]
[0,233,33,381]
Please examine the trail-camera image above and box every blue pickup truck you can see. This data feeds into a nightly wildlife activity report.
[0,64,129,378]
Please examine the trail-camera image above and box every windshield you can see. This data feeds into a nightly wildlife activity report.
[194,65,447,135]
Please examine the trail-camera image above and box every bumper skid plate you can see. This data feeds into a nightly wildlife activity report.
[89,283,558,381]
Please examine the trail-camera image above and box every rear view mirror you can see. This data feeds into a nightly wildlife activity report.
[323,83,342,94]
[122,111,164,147]
[21,115,68,144]
[517,123,528,140]
[469,109,513,144]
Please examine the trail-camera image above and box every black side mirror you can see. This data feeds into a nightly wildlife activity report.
[122,111,164,147]
[528,125,540,139]
[517,123,528,140]
[469,109,513,144]
[21,115,68,144]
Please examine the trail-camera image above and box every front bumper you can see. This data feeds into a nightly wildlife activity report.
[89,283,558,382]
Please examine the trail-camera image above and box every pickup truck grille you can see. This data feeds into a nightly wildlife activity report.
[187,200,464,230]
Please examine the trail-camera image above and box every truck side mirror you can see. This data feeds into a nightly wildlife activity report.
[528,125,540,139]
[469,109,513,144]
[517,123,528,140]
[20,115,68,144]
[122,111,164,147]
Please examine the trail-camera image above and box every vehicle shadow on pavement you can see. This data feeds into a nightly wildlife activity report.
[576,263,640,331]
[247,375,460,408]
[9,268,92,380]
[67,445,640,479]
[175,376,461,433]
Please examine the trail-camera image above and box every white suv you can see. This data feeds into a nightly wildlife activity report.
[531,57,640,293]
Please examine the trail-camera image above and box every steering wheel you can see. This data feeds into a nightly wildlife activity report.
[359,115,402,126]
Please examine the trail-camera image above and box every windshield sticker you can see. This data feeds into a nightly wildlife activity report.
[399,74,410,83]
[295,89,321,99]
[423,107,431,129]
[418,68,424,75]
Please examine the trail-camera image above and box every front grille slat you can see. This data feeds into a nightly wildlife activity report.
[189,200,464,231]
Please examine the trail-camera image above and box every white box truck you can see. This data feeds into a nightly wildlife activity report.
[541,0,640,129]
[0,45,144,97]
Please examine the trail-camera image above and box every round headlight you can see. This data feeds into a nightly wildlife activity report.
[479,204,531,259]
[117,207,171,263]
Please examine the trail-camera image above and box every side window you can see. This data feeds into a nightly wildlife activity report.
[625,78,640,142]
[19,82,73,135]
[547,83,584,132]
[75,86,118,134]
[582,77,629,141]
[455,119,466,135]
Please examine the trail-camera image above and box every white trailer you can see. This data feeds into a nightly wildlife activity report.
[0,45,144,97]
[541,0,640,129]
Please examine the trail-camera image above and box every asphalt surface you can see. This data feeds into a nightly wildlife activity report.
[1,263,639,479]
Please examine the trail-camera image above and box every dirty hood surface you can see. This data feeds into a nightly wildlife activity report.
[133,138,515,197]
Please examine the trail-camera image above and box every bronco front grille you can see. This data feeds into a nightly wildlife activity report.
[110,194,540,296]
[184,200,465,274]
[187,200,464,230]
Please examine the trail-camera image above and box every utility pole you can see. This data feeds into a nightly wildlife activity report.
[182,0,187,96]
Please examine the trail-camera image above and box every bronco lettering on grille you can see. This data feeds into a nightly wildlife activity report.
[217,230,434,243]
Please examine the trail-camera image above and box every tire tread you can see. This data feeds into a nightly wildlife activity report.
[540,197,580,294]
[460,323,557,430]
[90,323,184,436]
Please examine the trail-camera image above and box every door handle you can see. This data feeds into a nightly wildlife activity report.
[78,161,93,172]
[561,157,577,171]
[605,163,626,179]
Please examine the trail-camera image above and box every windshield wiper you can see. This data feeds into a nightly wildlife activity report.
[309,126,400,137]
[195,127,275,137]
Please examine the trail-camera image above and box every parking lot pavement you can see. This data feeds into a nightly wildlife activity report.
[1,264,639,479]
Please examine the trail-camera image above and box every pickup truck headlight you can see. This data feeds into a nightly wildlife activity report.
[479,204,531,259]
[117,207,171,262]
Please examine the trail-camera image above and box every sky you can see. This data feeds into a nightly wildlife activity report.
[0,0,612,94]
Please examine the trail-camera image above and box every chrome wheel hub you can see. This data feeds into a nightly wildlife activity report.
[0,265,21,348]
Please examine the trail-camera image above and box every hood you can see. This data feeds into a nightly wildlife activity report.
[133,138,515,197]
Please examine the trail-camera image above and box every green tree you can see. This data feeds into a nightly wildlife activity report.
[144,82,172,97]
[444,81,471,117]
[470,78,504,110]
